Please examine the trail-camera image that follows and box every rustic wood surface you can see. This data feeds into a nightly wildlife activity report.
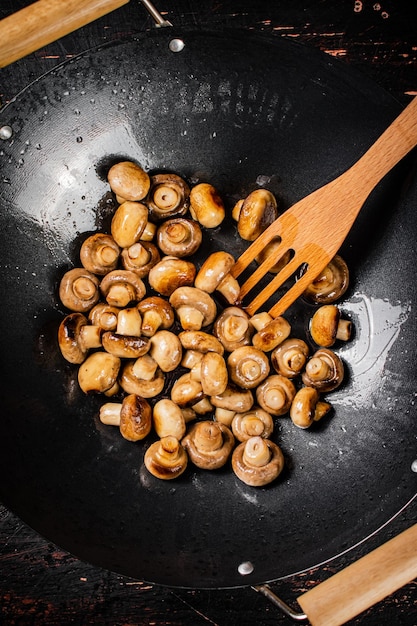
[1,1,416,624]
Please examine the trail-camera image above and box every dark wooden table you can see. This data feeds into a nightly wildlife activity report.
[1,1,416,624]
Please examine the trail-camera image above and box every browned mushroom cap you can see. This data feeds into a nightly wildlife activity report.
[251,316,292,352]
[309,305,352,347]
[170,372,205,408]
[237,189,278,241]
[169,286,217,330]
[148,256,196,297]
[100,270,146,307]
[119,360,165,398]
[137,296,175,337]
[302,348,344,392]
[110,201,149,249]
[156,218,202,257]
[194,251,240,304]
[227,346,270,389]
[231,407,273,442]
[178,330,224,355]
[121,242,160,277]
[255,237,292,274]
[199,352,228,396]
[147,173,190,221]
[271,338,310,378]
[210,384,254,413]
[232,437,284,487]
[303,254,350,304]
[152,399,187,440]
[88,303,120,331]
[59,267,100,312]
[144,436,188,480]
[99,394,152,441]
[290,387,332,429]
[78,351,121,395]
[189,182,225,228]
[80,233,120,275]
[107,161,150,201]
[149,330,182,372]
[58,312,102,364]
[256,375,296,416]
[213,306,253,352]
[102,331,149,359]
[182,421,235,470]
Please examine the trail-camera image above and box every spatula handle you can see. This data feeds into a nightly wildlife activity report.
[297,523,417,626]
[0,0,130,69]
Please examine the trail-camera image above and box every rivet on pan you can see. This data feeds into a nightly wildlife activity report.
[169,38,185,53]
[238,561,254,575]
[0,125,13,140]
[411,459,417,473]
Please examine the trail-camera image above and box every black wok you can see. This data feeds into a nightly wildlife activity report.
[0,15,416,613]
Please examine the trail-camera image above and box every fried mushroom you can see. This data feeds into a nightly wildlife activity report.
[59,267,100,312]
[237,189,278,241]
[137,296,175,337]
[309,305,352,347]
[147,173,190,221]
[290,387,332,429]
[156,218,202,257]
[231,407,273,442]
[182,421,235,470]
[58,312,102,364]
[80,233,120,275]
[227,346,270,389]
[256,375,296,416]
[144,436,188,480]
[100,270,146,308]
[120,360,165,398]
[99,394,152,441]
[120,241,160,277]
[78,351,121,396]
[107,161,150,201]
[232,437,284,487]
[194,251,240,304]
[152,399,187,440]
[271,338,310,378]
[169,286,217,330]
[213,306,253,352]
[303,254,350,304]
[148,256,196,297]
[189,182,225,228]
[302,348,344,392]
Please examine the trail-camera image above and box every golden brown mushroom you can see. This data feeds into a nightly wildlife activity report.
[99,394,152,441]
[232,437,284,487]
[251,314,291,352]
[227,346,270,389]
[88,303,120,331]
[119,360,165,398]
[182,421,235,470]
[144,436,188,480]
[194,251,240,305]
[152,399,187,440]
[213,306,253,352]
[309,305,352,347]
[237,189,278,241]
[120,242,160,277]
[107,161,150,201]
[100,270,146,308]
[80,233,120,275]
[59,267,100,312]
[210,384,254,414]
[149,330,182,372]
[169,286,217,330]
[198,352,228,396]
[148,256,196,297]
[303,254,350,304]
[271,338,310,378]
[178,330,224,355]
[302,348,344,392]
[137,296,175,337]
[290,387,332,429]
[256,375,296,416]
[147,173,190,221]
[110,201,149,249]
[231,407,273,442]
[156,218,202,257]
[189,182,225,228]
[77,351,121,396]
[58,312,102,364]
[101,306,149,359]
[170,372,205,408]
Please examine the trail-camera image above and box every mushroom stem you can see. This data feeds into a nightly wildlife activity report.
[79,324,102,349]
[263,387,286,412]
[132,355,159,381]
[336,319,352,342]
[193,421,223,452]
[176,306,205,330]
[116,307,142,336]
[242,436,271,467]
[99,402,121,426]
[305,357,332,381]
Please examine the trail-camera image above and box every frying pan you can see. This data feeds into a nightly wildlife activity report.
[0,1,416,623]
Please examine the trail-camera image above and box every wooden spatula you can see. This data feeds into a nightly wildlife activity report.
[231,97,417,317]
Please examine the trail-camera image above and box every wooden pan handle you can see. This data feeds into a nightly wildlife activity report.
[0,0,130,69]
[297,523,417,626]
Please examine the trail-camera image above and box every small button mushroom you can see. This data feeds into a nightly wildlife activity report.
[147,173,190,221]
[156,218,202,257]
[111,201,149,249]
[213,306,253,352]
[182,421,235,470]
[58,312,102,364]
[189,182,225,228]
[100,270,146,308]
[302,348,344,392]
[303,254,350,304]
[290,387,332,429]
[148,256,196,297]
[144,436,188,480]
[237,189,278,241]
[149,330,182,372]
[130,354,159,381]
[101,306,147,359]
[137,296,175,337]
[232,437,284,487]
[78,351,121,396]
[255,237,292,273]
[80,233,120,275]
[210,384,254,414]
[256,375,296,416]
[107,161,150,201]
[227,346,270,389]
[309,304,352,347]
[178,330,224,355]
[152,399,187,440]
[194,251,240,304]
[169,286,217,331]
[88,303,120,331]
[170,372,205,408]
[120,360,165,398]
[199,352,228,396]
[99,394,152,441]
[59,267,100,312]
[121,242,160,277]
[251,315,292,352]
[271,338,310,378]
[231,407,273,442]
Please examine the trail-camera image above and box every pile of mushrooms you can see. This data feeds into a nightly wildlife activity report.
[57,160,353,487]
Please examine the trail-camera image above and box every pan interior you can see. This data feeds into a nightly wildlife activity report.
[0,30,416,588]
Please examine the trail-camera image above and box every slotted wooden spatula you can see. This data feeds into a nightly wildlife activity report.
[231,96,417,317]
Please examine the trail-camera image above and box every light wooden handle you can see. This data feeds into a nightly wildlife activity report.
[0,0,130,68]
[297,523,417,626]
